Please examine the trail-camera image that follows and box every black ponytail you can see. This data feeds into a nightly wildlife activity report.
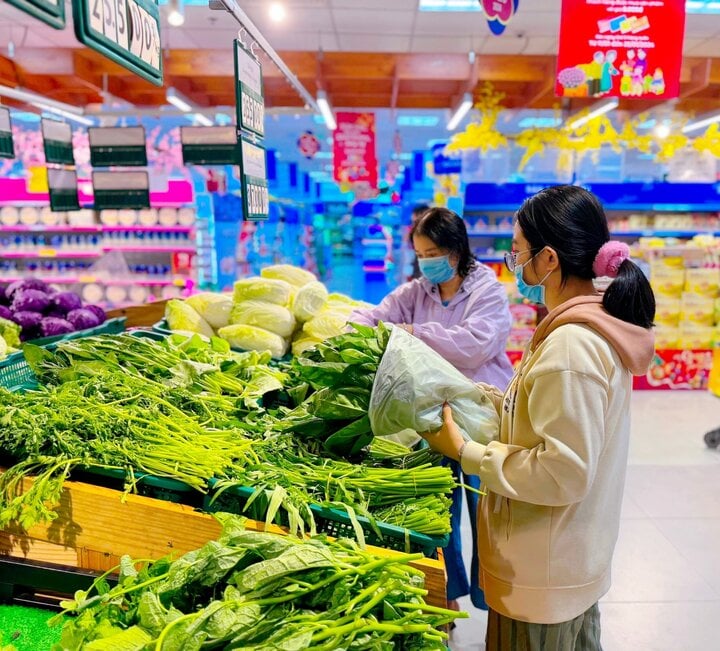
[602,259,656,329]
[517,185,656,329]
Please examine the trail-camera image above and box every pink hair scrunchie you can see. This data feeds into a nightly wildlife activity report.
[593,241,630,278]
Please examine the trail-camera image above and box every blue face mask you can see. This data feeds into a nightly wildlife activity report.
[418,255,456,284]
[514,256,552,305]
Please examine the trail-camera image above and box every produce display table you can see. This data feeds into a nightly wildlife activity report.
[0,473,447,609]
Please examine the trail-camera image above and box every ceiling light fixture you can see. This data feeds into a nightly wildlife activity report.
[40,106,94,126]
[682,112,720,134]
[566,97,619,130]
[193,113,213,127]
[166,87,193,113]
[0,84,94,124]
[654,123,671,139]
[447,92,473,131]
[168,0,185,27]
[269,2,286,22]
[317,90,336,130]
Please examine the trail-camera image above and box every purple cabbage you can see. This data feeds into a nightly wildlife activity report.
[12,289,51,314]
[12,311,43,340]
[5,278,49,300]
[51,291,83,315]
[84,304,107,325]
[40,317,75,338]
[66,308,101,331]
[0,286,9,307]
[0,305,12,321]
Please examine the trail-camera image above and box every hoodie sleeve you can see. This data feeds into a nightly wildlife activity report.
[461,369,609,507]
[348,283,415,327]
[411,278,512,368]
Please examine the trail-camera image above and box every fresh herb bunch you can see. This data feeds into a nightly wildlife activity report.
[54,515,463,651]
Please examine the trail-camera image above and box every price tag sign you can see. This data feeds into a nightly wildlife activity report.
[180,126,239,166]
[89,126,147,167]
[92,170,150,209]
[72,0,163,86]
[47,168,81,212]
[240,137,269,221]
[234,39,264,138]
[0,108,14,160]
[42,118,75,166]
[6,0,65,29]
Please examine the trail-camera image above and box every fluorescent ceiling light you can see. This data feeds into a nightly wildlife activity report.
[419,0,482,11]
[447,92,473,131]
[193,113,213,126]
[654,123,671,139]
[566,98,619,130]
[317,91,336,131]
[686,1,720,14]
[397,115,440,127]
[41,106,93,126]
[168,0,185,26]
[166,87,193,112]
[682,112,720,134]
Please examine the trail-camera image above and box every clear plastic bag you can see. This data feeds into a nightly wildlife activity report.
[369,327,500,445]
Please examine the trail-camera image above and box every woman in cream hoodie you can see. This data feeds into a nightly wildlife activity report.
[424,186,656,650]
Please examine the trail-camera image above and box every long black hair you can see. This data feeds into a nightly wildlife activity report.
[516,185,655,328]
[411,207,476,278]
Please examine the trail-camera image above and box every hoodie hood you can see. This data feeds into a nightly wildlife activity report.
[418,262,497,305]
[530,295,655,376]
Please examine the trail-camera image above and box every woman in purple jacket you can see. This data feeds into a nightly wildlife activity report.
[351,207,514,613]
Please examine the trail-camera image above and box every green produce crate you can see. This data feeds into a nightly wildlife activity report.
[203,480,448,558]
[70,466,202,507]
[0,317,127,391]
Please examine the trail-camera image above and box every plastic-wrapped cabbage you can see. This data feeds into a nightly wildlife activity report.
[0,317,21,349]
[186,292,233,329]
[230,300,296,338]
[322,293,373,316]
[292,281,328,323]
[165,299,215,338]
[302,312,348,340]
[233,278,293,306]
[291,335,323,357]
[261,264,316,288]
[217,323,288,359]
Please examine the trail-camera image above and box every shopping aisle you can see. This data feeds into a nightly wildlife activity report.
[450,391,720,651]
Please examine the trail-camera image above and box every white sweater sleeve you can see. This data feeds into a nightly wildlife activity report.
[461,370,609,507]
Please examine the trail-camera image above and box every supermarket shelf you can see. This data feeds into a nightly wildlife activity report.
[101,247,195,254]
[101,225,194,233]
[0,251,100,259]
[0,276,187,287]
[0,225,99,233]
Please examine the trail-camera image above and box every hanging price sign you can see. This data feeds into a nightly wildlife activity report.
[240,137,269,221]
[72,0,162,86]
[6,0,65,29]
[234,39,265,138]
[0,108,14,160]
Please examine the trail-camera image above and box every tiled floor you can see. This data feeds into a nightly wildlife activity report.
[449,391,720,651]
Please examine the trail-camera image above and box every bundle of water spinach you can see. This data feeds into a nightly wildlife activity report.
[54,514,464,651]
[277,323,389,457]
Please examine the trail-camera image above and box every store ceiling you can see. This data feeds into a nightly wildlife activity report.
[0,1,720,114]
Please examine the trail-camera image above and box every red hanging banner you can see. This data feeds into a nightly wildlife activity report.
[555,0,686,100]
[333,112,378,190]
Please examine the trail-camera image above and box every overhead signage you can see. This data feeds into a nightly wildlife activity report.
[48,168,80,212]
[88,126,147,167]
[234,39,265,138]
[5,0,65,29]
[41,118,75,166]
[0,108,14,160]
[92,170,150,209]
[556,0,686,99]
[72,0,163,87]
[180,126,239,166]
[240,137,269,221]
[333,112,378,190]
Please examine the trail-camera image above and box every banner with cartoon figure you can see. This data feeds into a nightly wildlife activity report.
[333,112,378,191]
[555,0,686,100]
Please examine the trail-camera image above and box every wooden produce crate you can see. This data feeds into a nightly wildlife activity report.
[106,299,168,328]
[0,475,447,608]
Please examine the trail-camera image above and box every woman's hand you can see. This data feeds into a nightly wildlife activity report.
[422,403,466,462]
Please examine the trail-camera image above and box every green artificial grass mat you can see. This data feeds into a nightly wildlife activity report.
[0,605,65,651]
